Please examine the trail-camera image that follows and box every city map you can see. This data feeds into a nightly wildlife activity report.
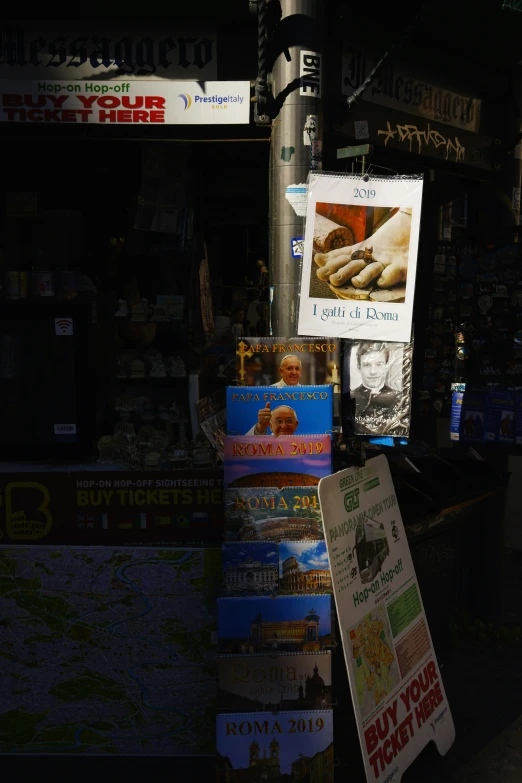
[349,605,401,721]
[0,547,219,755]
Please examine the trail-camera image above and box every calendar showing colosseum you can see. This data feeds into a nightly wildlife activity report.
[279,542,332,594]
[223,436,332,488]
[225,487,323,542]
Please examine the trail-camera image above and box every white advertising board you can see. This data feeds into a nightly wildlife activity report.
[0,80,250,124]
[318,455,455,782]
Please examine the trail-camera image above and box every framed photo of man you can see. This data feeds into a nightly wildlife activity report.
[342,340,413,437]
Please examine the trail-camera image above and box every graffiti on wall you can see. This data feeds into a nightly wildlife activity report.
[377,120,465,162]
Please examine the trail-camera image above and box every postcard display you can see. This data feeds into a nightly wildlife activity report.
[217,341,336,782]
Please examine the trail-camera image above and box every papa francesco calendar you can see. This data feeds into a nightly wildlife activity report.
[226,385,333,437]
[298,172,424,342]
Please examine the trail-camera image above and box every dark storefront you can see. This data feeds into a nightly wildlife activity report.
[1,3,522,781]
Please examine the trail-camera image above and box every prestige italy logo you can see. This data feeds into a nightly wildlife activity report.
[178,93,192,110]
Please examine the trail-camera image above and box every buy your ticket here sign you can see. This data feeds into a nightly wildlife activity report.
[318,455,455,781]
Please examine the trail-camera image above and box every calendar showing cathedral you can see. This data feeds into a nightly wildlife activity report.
[217,652,332,712]
[279,542,331,594]
[223,543,279,595]
[218,595,334,654]
[217,710,334,783]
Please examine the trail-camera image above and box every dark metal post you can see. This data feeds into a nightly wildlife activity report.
[270,0,323,336]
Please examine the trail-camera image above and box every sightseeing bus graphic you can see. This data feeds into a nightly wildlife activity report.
[355,516,390,584]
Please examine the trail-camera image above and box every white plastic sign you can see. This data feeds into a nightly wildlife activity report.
[318,455,455,782]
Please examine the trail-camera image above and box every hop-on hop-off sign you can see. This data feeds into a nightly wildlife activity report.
[0,80,250,124]
[318,455,455,782]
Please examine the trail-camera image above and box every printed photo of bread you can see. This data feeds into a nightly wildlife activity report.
[309,203,412,303]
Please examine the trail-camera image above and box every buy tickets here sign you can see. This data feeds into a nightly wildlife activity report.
[0,80,250,124]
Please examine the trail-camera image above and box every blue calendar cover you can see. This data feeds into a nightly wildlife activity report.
[226,386,333,437]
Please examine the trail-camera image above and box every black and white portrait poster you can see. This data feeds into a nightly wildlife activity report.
[342,340,413,437]
[297,172,423,342]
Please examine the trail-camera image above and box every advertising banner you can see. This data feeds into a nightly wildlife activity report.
[318,455,455,782]
[298,173,423,343]
[0,470,224,546]
[0,80,250,124]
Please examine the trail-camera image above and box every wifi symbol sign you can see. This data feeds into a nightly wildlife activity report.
[55,318,74,336]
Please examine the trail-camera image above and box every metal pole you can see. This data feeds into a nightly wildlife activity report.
[511,65,522,239]
[270,0,323,337]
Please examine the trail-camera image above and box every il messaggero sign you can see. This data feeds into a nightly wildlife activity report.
[0,80,250,124]
[0,22,216,80]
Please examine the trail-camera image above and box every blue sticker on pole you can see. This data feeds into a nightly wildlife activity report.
[291,236,304,258]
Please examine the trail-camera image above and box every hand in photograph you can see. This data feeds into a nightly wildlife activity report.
[247,403,299,436]
[254,401,272,435]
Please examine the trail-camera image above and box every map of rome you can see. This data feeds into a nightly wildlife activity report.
[0,547,219,755]
[349,605,400,721]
